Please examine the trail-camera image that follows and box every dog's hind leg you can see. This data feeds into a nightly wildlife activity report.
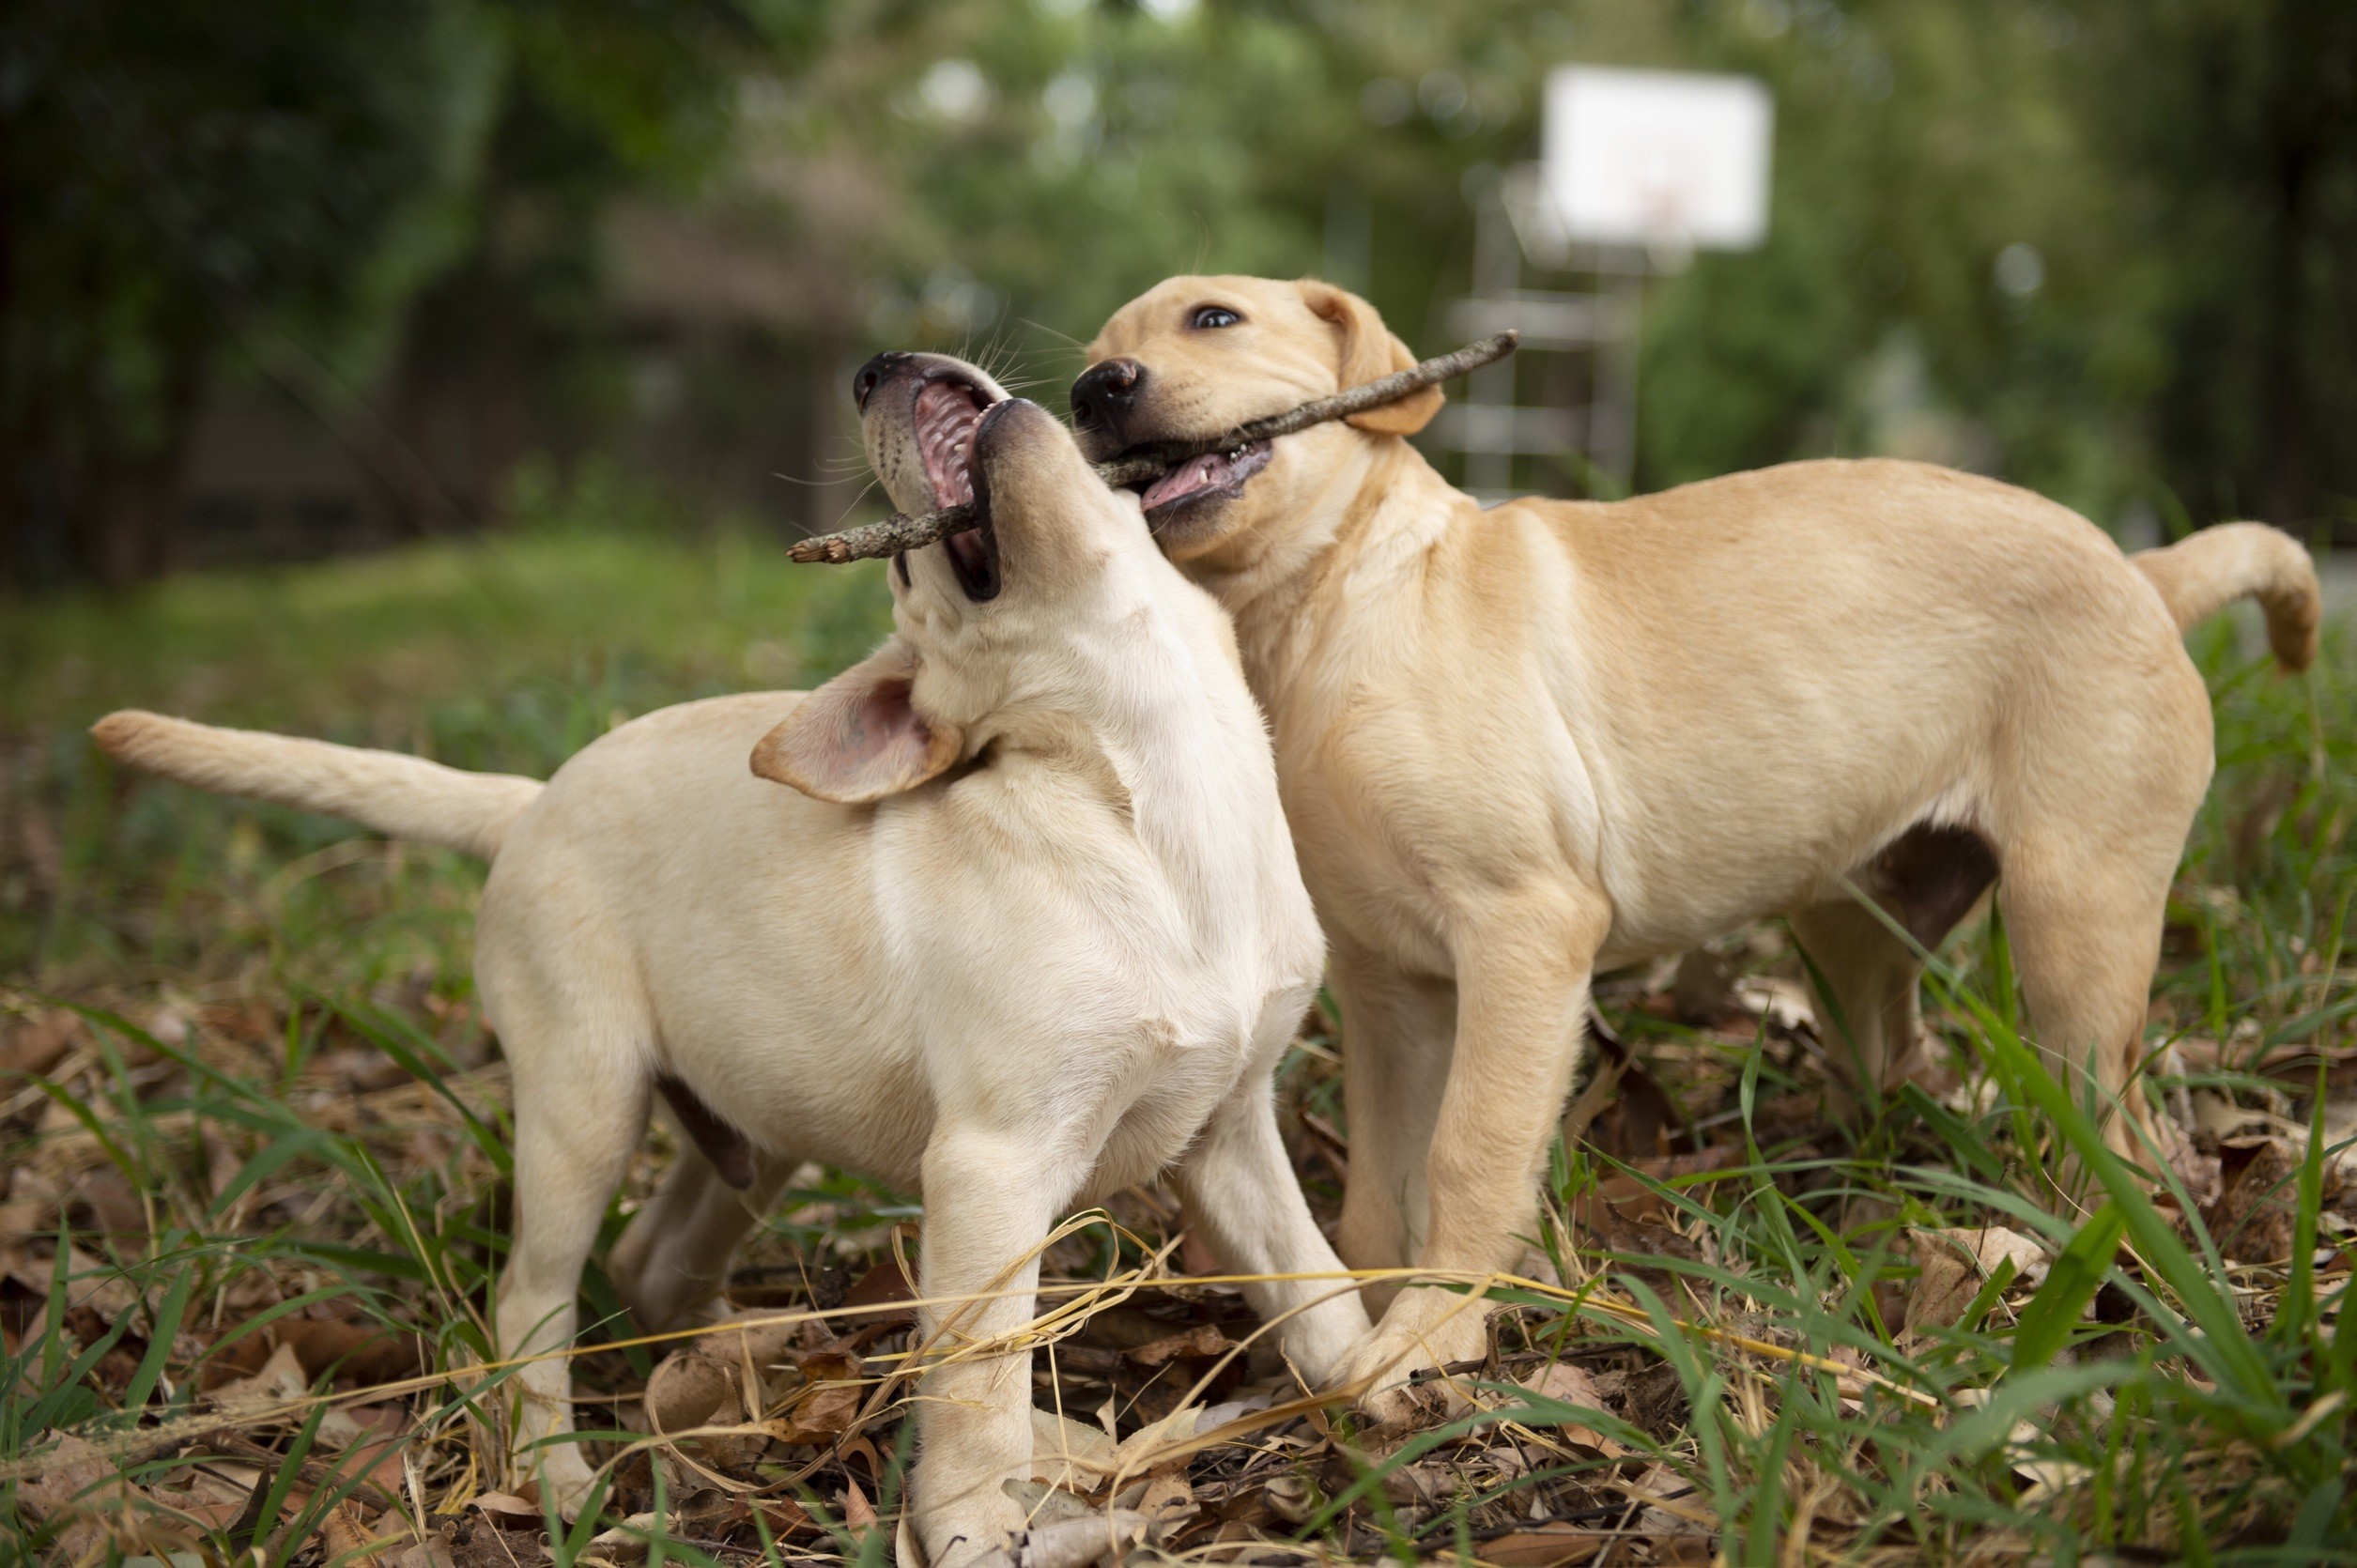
[1995,835,2181,1165]
[609,1139,795,1332]
[1793,823,1998,1101]
[1793,900,1925,1098]
[492,1002,652,1511]
[1985,655,2212,1172]
[606,1146,716,1328]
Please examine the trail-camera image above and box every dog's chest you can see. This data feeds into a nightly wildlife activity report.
[1271,732,1457,977]
[1085,1007,1261,1194]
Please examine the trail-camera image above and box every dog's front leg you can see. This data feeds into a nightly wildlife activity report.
[1329,937,1457,1317]
[910,1123,1071,1568]
[1338,888,1610,1423]
[1172,1077,1370,1387]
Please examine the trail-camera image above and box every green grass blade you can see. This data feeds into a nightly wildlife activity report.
[1955,991,2281,1409]
[121,1266,195,1416]
[2278,1063,2331,1354]
[2010,1201,2125,1373]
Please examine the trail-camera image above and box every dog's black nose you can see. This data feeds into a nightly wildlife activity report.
[853,351,913,414]
[1070,358,1147,436]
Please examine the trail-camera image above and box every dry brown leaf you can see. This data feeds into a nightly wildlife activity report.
[209,1318,431,1391]
[69,1167,148,1241]
[1029,1407,1117,1484]
[391,1530,458,1568]
[589,1512,667,1564]
[1562,1009,1693,1160]
[1624,1460,1715,1536]
[1125,1323,1231,1368]
[1136,1470,1193,1526]
[1734,975,1814,1033]
[641,1311,800,1436]
[316,1499,379,1561]
[148,1483,252,1533]
[17,1432,116,1560]
[2204,1135,2322,1263]
[1109,1404,1199,1477]
[1905,1226,2049,1333]
[8,1240,141,1323]
[319,1410,417,1500]
[834,1255,919,1328]
[467,1490,543,1530]
[1577,1145,1742,1230]
[1513,1360,1624,1454]
[774,1353,865,1446]
[2,1009,83,1077]
[1263,1472,1313,1525]
[0,1196,54,1253]
[281,1318,432,1384]
[209,1337,311,1412]
[750,1497,817,1539]
[590,1487,785,1550]
[2189,1087,2302,1145]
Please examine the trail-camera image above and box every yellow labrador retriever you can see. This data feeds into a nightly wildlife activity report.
[1074,274,2320,1414]
[94,353,1365,1563]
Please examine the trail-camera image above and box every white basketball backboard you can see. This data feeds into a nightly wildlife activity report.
[1542,66,1773,251]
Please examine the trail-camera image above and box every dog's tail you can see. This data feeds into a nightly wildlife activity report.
[91,710,542,860]
[2131,521,2320,671]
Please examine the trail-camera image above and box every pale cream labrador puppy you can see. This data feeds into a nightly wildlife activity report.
[93,352,1365,1563]
[1074,274,2320,1414]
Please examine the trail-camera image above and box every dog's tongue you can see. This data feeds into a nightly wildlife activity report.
[1141,452,1230,511]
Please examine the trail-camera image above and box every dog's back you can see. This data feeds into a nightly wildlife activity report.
[1451,457,2266,956]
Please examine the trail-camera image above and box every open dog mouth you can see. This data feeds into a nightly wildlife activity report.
[1129,440,1272,521]
[911,374,1000,599]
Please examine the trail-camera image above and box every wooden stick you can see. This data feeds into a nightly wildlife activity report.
[787,330,1519,564]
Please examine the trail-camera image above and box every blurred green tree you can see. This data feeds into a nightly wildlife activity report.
[0,0,804,586]
[8,0,2349,586]
[3,1,497,584]
[797,0,2352,534]
[2075,0,2357,533]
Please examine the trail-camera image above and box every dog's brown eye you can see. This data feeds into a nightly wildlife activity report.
[1190,305,1241,330]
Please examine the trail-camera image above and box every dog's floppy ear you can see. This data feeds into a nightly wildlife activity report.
[1297,280,1443,437]
[750,639,962,804]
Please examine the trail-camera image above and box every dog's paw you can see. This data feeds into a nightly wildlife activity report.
[1334,1288,1491,1425]
[524,1444,600,1520]
[1279,1293,1375,1390]
[911,1493,1026,1568]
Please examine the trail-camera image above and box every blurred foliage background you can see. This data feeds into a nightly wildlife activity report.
[3,0,2353,589]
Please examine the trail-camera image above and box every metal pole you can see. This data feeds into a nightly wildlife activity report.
[1593,260,1642,497]
[1466,186,1519,496]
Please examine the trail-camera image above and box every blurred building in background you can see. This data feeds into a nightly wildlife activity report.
[6,0,2352,589]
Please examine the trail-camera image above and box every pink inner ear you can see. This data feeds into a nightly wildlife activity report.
[754,644,954,803]
[791,667,946,801]
[838,677,923,770]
